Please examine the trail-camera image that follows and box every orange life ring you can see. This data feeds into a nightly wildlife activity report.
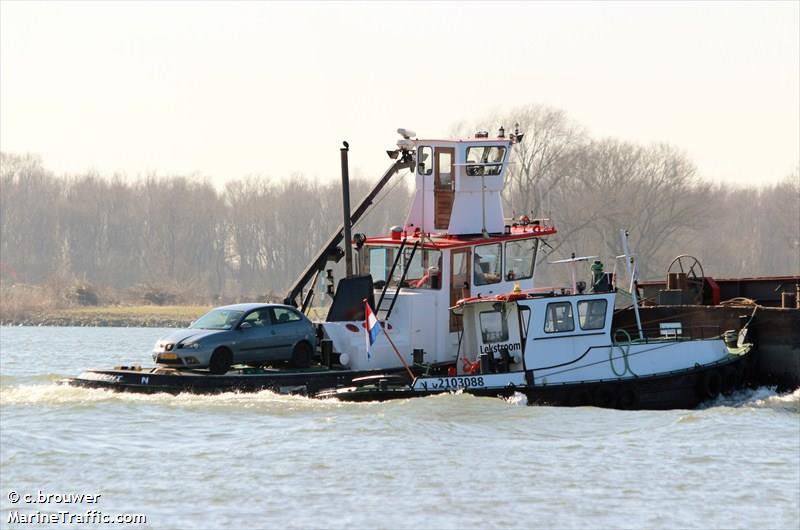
[462,358,480,375]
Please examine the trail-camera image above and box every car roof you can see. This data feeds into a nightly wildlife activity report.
[212,302,294,312]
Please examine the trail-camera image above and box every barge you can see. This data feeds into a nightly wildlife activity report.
[620,258,799,390]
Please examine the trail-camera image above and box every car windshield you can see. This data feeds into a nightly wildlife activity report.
[190,309,244,330]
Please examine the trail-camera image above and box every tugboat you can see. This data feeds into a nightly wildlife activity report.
[66,126,559,394]
[315,232,755,410]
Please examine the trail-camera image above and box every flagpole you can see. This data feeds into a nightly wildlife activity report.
[364,298,416,381]
[380,326,416,382]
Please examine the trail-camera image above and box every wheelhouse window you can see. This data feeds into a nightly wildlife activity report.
[465,146,507,176]
[436,148,453,189]
[519,306,531,341]
[418,146,433,176]
[505,239,536,281]
[362,246,442,290]
[578,299,607,330]
[474,243,502,286]
[544,302,574,333]
[480,309,508,343]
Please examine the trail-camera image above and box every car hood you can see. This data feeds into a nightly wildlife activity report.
[158,328,222,345]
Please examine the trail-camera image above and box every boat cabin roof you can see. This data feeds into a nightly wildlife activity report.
[452,285,613,310]
[364,224,557,250]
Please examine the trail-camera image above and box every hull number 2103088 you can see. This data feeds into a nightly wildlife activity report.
[415,376,486,391]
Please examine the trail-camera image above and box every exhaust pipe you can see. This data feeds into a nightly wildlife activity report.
[341,141,353,278]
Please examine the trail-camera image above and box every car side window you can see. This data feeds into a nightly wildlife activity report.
[243,309,271,327]
[272,307,302,325]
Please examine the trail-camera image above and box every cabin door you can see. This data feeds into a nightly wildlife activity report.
[434,147,455,230]
[450,248,471,331]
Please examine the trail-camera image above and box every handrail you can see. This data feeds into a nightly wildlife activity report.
[385,240,420,321]
[376,238,406,314]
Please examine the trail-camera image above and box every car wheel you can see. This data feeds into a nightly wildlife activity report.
[291,342,313,369]
[209,348,232,375]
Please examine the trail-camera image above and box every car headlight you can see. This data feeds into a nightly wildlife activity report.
[180,342,200,350]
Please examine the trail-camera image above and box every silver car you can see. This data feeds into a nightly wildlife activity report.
[152,303,317,374]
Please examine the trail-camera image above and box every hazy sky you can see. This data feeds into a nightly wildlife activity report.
[1,1,798,187]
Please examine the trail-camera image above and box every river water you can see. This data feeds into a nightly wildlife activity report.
[1,326,798,529]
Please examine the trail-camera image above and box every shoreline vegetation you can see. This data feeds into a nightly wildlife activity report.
[3,106,798,312]
[0,305,210,328]
[0,304,329,328]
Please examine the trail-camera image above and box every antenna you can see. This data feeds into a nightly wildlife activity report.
[549,253,599,294]
[481,173,488,238]
[619,229,644,340]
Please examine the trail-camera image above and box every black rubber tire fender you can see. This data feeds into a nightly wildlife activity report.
[593,386,616,409]
[617,386,639,410]
[570,389,593,407]
[698,369,722,400]
[721,366,739,395]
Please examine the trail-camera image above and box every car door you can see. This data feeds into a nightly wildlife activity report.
[267,307,306,360]
[235,309,273,363]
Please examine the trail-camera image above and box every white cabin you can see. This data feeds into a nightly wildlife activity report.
[405,138,509,236]
[319,131,557,371]
[454,291,733,384]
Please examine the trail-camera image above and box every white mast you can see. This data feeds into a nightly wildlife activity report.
[620,229,644,340]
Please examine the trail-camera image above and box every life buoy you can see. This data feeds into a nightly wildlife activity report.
[533,225,542,233]
[698,370,722,400]
[462,358,480,375]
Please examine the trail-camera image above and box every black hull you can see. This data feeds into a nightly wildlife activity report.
[319,355,755,410]
[64,365,413,395]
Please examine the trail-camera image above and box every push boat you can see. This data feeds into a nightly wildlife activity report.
[66,127,561,394]
[316,243,756,409]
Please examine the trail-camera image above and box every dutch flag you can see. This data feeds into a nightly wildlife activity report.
[365,300,381,361]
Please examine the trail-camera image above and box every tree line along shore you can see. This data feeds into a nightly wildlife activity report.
[1,103,797,325]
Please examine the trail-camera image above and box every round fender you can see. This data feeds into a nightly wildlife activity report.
[721,366,739,395]
[698,370,722,400]
[734,362,748,388]
[593,387,616,408]
[617,386,639,410]
[570,389,592,407]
